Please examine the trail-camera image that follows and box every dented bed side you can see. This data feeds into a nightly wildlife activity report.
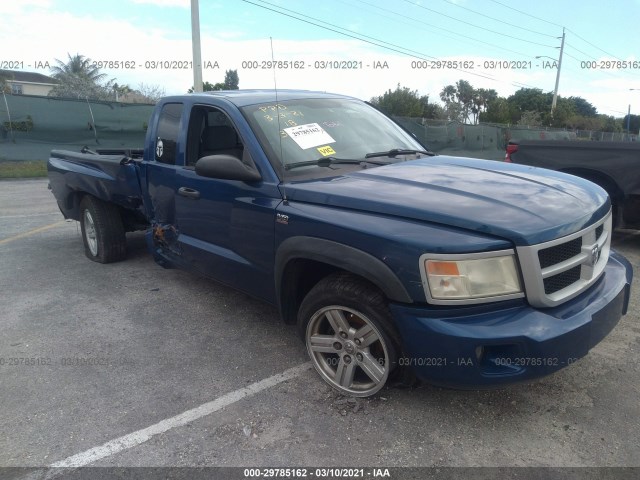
[48,150,146,222]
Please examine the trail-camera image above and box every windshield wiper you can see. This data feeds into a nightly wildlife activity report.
[284,157,391,171]
[364,148,434,159]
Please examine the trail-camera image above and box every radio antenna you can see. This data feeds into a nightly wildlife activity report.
[270,37,288,204]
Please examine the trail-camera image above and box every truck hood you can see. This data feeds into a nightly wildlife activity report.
[284,156,610,246]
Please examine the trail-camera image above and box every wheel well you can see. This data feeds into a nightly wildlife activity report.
[64,191,84,220]
[279,259,388,325]
[280,259,338,325]
[67,192,146,232]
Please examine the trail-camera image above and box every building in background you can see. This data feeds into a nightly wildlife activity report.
[0,70,58,96]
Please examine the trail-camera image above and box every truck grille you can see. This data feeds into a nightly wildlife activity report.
[538,238,582,269]
[543,265,581,294]
[516,212,612,308]
[595,224,604,240]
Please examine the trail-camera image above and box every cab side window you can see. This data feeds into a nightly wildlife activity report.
[155,103,183,164]
[186,106,245,167]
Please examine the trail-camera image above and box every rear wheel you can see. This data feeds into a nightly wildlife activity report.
[79,196,126,263]
[298,273,400,397]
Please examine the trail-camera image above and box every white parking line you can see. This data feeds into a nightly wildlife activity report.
[44,362,311,471]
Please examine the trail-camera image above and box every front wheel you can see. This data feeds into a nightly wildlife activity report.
[79,196,126,263]
[298,273,400,397]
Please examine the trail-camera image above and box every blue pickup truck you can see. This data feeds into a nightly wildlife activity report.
[48,90,632,397]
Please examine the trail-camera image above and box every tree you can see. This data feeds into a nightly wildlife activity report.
[599,115,622,133]
[549,97,576,128]
[568,96,597,117]
[136,83,165,103]
[188,81,221,93]
[104,83,164,104]
[49,53,114,100]
[223,69,239,90]
[49,75,115,100]
[507,88,551,116]
[471,88,498,124]
[455,80,475,122]
[369,84,429,117]
[565,114,600,131]
[50,53,108,83]
[517,111,543,127]
[623,114,640,133]
[369,81,623,131]
[439,84,462,121]
[504,88,584,127]
[439,80,484,123]
[479,97,514,124]
[0,72,11,94]
[112,83,132,101]
[188,70,240,93]
[423,103,447,120]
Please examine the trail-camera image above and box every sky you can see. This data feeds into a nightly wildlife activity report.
[2,0,640,118]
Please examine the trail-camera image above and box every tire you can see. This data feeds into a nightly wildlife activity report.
[79,196,126,263]
[298,273,401,397]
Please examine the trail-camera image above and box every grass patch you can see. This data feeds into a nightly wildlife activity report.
[0,161,48,179]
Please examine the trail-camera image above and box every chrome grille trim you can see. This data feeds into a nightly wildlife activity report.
[516,211,612,308]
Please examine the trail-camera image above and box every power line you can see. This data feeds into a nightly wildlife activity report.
[240,0,631,118]
[564,42,599,61]
[401,0,557,48]
[439,0,556,38]
[565,28,626,62]
[344,0,537,59]
[563,51,582,63]
[245,0,440,62]
[241,0,541,90]
[599,107,628,115]
[486,1,629,65]
[462,1,634,84]
[486,0,564,28]
[563,44,633,81]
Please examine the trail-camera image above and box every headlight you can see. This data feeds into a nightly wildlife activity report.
[420,250,523,305]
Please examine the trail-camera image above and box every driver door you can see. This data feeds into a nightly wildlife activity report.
[173,104,281,302]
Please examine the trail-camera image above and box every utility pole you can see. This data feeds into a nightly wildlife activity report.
[629,89,640,138]
[191,0,203,93]
[551,28,565,118]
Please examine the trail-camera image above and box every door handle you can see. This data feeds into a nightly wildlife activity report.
[178,187,201,199]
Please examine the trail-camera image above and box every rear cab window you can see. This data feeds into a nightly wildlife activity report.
[155,103,184,165]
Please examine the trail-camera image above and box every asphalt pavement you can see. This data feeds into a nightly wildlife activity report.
[1,179,639,477]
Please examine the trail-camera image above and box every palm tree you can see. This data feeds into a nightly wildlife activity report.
[112,83,133,101]
[50,53,107,83]
[48,53,114,100]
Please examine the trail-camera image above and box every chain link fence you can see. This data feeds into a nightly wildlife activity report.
[393,116,637,161]
[0,94,636,162]
[1,93,153,161]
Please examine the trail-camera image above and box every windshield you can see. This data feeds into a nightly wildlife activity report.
[240,98,427,175]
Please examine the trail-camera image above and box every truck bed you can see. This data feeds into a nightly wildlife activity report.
[506,140,640,228]
[48,149,146,226]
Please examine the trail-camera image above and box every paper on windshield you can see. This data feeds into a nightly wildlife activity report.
[284,123,336,150]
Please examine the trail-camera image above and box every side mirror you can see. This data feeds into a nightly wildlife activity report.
[195,155,261,182]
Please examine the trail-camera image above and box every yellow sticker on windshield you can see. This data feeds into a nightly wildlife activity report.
[317,145,336,156]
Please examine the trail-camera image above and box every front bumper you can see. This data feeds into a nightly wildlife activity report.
[390,251,632,388]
